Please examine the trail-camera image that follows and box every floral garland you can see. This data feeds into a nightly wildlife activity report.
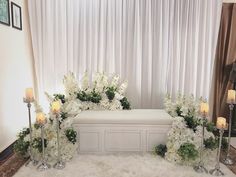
[155,94,227,165]
[14,72,131,162]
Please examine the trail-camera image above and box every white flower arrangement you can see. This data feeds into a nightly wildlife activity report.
[164,93,201,118]
[63,72,79,100]
[165,117,215,165]
[156,93,218,166]
[66,71,131,111]
[14,71,131,162]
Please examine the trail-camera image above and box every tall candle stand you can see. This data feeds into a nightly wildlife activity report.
[193,113,208,173]
[24,98,38,166]
[37,123,51,171]
[223,103,235,165]
[53,114,65,169]
[209,127,225,176]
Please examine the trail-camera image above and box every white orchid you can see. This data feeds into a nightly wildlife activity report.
[92,72,108,93]
[81,71,89,90]
[115,92,124,100]
[62,99,82,116]
[110,74,120,88]
[63,71,79,97]
[118,80,128,94]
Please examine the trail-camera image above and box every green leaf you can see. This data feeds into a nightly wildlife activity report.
[204,137,217,150]
[77,91,89,101]
[155,144,167,157]
[178,143,198,161]
[120,97,131,110]
[89,91,102,103]
[65,128,77,144]
[53,94,66,104]
[14,139,30,156]
[105,87,116,101]
[32,137,47,153]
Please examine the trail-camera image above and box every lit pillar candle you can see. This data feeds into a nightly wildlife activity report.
[51,101,61,114]
[227,90,236,104]
[36,112,46,125]
[216,117,226,129]
[25,88,34,101]
[200,102,209,116]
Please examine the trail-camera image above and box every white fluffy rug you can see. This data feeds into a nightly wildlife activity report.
[14,154,235,177]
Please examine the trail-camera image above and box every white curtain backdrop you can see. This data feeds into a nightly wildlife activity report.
[28,0,222,109]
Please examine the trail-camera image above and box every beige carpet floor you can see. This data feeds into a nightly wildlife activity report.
[2,147,236,177]
[13,153,236,177]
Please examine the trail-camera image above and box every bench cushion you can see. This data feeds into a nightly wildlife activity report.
[73,109,173,125]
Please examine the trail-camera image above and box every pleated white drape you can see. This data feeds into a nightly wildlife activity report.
[28,0,222,108]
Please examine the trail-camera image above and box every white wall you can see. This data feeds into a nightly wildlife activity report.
[0,0,36,152]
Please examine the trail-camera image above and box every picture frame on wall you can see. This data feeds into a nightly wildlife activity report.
[0,0,10,26]
[11,2,22,30]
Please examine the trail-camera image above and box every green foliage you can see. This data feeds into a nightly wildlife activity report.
[120,97,131,110]
[221,137,228,151]
[14,128,30,156]
[105,87,116,101]
[54,94,66,104]
[89,90,102,103]
[201,136,228,152]
[204,137,217,150]
[176,106,182,117]
[32,137,47,153]
[65,128,77,144]
[155,144,167,157]
[58,112,69,129]
[14,139,30,156]
[18,128,30,139]
[77,90,102,103]
[77,91,89,101]
[61,112,68,121]
[205,122,216,133]
[178,143,199,161]
[183,115,201,132]
[34,123,40,130]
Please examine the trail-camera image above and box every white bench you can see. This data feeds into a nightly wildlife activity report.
[73,109,173,154]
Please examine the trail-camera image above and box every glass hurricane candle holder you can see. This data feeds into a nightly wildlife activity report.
[37,121,51,171]
[223,103,235,165]
[193,113,208,173]
[23,97,38,166]
[53,113,66,169]
[210,124,228,176]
